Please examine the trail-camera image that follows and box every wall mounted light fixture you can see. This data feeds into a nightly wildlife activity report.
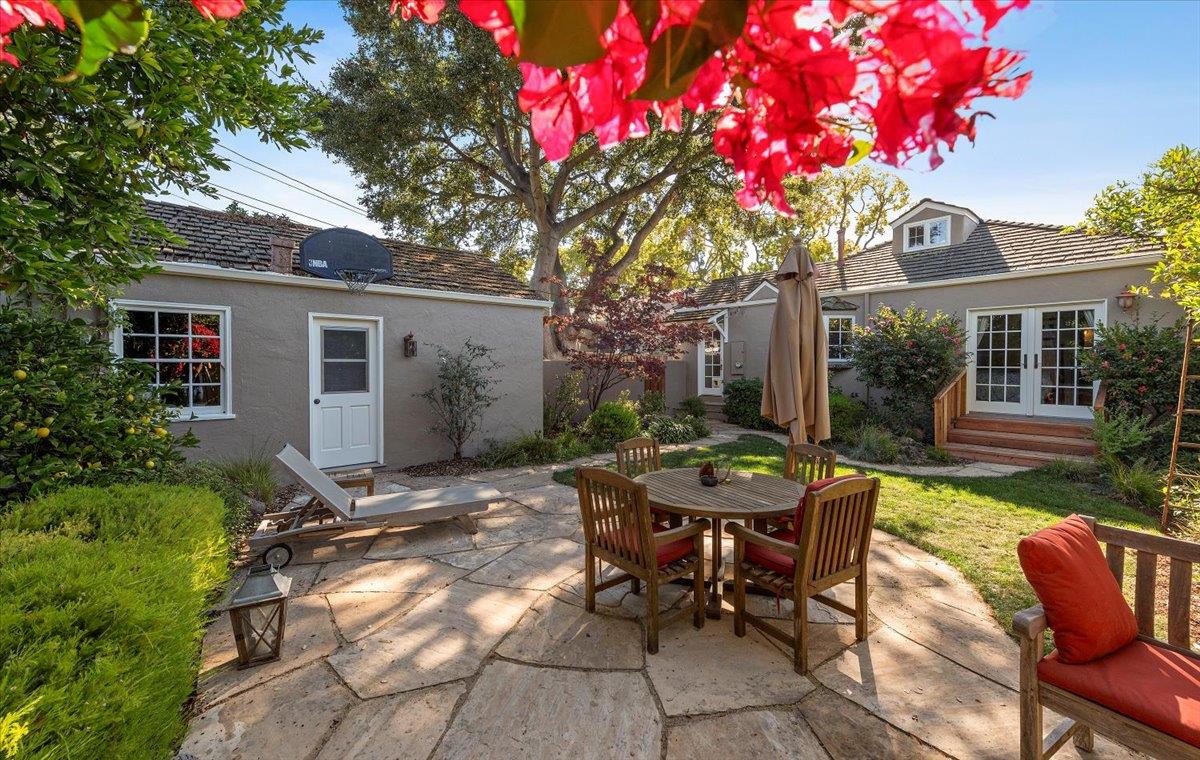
[1116,288,1138,313]
[403,333,417,357]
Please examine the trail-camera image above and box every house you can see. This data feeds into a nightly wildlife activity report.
[108,201,549,470]
[667,199,1182,464]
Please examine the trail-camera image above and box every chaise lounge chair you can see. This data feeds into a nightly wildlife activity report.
[248,444,501,567]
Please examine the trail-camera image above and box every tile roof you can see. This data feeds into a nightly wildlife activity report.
[815,220,1162,292]
[690,219,1162,305]
[142,200,539,300]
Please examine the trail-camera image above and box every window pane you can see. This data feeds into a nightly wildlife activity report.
[928,220,947,245]
[192,385,222,407]
[127,310,156,334]
[908,226,924,246]
[1057,388,1073,405]
[1061,311,1076,329]
[1041,369,1055,386]
[159,336,188,359]
[159,361,188,383]
[323,328,367,360]
[160,387,186,406]
[123,335,156,359]
[1005,386,1020,403]
[191,313,221,334]
[1077,310,1094,327]
[159,311,188,335]
[192,336,221,359]
[192,362,221,384]
[1042,312,1057,330]
[1078,388,1093,407]
[323,361,368,393]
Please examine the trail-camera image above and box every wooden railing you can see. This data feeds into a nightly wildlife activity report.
[932,369,967,448]
[1093,380,1107,420]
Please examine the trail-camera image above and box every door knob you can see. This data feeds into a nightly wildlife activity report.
[313,399,320,404]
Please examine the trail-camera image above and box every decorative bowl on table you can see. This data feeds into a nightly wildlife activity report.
[698,460,730,487]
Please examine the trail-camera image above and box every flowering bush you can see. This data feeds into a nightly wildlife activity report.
[848,304,968,438]
[1079,320,1191,423]
[0,309,194,504]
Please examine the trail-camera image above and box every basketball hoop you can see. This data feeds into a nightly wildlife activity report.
[336,268,380,294]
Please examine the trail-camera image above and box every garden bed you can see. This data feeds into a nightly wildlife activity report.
[0,484,233,759]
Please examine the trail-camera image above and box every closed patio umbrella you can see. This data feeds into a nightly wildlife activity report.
[761,240,831,444]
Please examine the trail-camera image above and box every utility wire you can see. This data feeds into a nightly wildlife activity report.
[217,154,370,218]
[215,143,369,215]
[207,183,336,227]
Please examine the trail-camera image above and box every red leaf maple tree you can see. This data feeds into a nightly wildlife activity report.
[549,241,707,411]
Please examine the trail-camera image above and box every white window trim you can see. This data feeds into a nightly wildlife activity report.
[824,314,856,366]
[903,215,951,252]
[111,299,234,421]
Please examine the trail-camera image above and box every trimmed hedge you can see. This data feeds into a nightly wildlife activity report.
[722,378,780,431]
[0,485,232,759]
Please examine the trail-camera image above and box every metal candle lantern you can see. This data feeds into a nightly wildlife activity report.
[227,565,292,669]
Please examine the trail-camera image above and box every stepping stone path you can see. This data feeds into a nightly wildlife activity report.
[182,443,1139,760]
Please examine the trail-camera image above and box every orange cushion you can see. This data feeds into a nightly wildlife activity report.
[599,523,694,568]
[1038,640,1200,747]
[1017,515,1138,663]
[745,529,797,576]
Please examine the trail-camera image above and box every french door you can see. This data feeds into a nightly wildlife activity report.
[698,312,727,396]
[967,302,1102,419]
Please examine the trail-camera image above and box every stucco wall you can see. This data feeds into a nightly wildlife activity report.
[719,261,1179,406]
[116,272,546,467]
[542,360,644,421]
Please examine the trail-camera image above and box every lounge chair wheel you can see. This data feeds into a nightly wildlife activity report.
[263,544,293,569]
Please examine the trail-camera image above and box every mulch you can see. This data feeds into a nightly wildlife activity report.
[400,457,485,477]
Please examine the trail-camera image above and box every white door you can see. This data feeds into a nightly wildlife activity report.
[1033,304,1100,419]
[967,302,1103,419]
[968,309,1030,415]
[698,323,724,396]
[309,317,381,468]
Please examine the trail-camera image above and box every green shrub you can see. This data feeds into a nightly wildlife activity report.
[642,413,710,444]
[829,389,868,443]
[722,378,780,430]
[925,446,957,465]
[216,445,278,506]
[544,371,585,436]
[479,432,595,468]
[684,414,711,439]
[676,396,707,418]
[1103,457,1163,510]
[848,424,901,464]
[1038,458,1101,484]
[158,460,253,539]
[0,308,196,504]
[848,304,968,440]
[0,484,232,759]
[416,340,501,459]
[1093,409,1165,464]
[637,390,665,420]
[1080,319,1190,422]
[586,401,641,447]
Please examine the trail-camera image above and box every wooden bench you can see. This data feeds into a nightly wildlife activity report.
[1013,517,1199,759]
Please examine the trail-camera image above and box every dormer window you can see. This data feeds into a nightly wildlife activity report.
[903,216,950,252]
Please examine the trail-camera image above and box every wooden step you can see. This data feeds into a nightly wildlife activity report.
[943,442,1093,468]
[946,427,1097,456]
[701,396,725,422]
[954,414,1093,439]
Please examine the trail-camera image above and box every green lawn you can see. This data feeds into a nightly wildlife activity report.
[554,434,1160,633]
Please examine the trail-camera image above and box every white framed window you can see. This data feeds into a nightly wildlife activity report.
[903,215,950,252]
[111,300,233,420]
[824,314,856,364]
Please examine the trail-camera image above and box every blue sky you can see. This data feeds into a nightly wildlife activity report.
[166,0,1200,241]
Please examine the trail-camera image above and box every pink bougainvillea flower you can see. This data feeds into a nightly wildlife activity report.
[390,0,443,24]
[190,0,246,21]
[398,0,1031,215]
[0,0,65,67]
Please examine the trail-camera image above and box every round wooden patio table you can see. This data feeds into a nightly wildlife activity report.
[634,468,801,619]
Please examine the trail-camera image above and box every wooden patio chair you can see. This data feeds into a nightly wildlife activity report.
[574,467,708,653]
[615,436,675,527]
[726,475,880,674]
[1014,517,1199,759]
[772,442,837,530]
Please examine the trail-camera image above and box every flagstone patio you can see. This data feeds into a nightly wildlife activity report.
[178,439,1141,760]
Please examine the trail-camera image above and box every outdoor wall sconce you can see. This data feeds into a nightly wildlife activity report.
[1116,288,1138,312]
[226,564,291,669]
[403,333,417,357]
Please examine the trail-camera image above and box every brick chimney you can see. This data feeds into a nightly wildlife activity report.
[268,236,293,274]
[836,227,846,267]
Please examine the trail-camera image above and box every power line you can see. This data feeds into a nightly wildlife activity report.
[207,183,336,227]
[215,143,369,215]
[217,154,370,217]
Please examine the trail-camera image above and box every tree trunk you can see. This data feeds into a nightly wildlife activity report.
[530,233,566,358]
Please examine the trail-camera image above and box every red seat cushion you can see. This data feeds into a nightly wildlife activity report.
[1017,515,1138,663]
[793,474,863,529]
[599,523,694,567]
[1038,640,1200,747]
[745,529,797,576]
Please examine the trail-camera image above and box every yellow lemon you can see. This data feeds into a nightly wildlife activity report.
[13,421,26,432]
[12,369,27,381]
[154,427,167,437]
[126,427,137,435]
[125,393,135,402]
[145,459,156,469]
[35,427,50,438]
[140,416,151,425]
[43,416,54,425]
